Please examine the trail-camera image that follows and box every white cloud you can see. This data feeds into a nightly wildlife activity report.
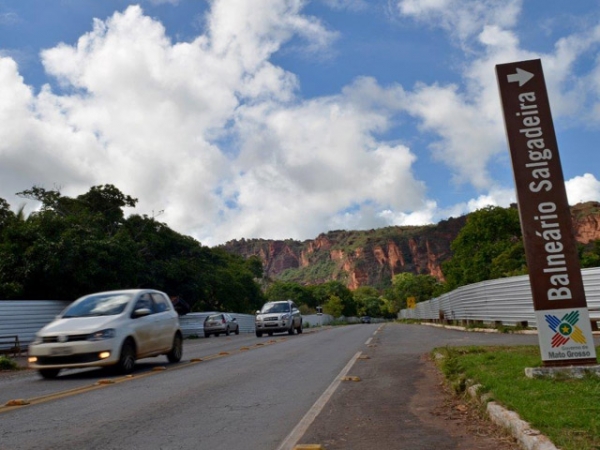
[145,0,180,5]
[213,77,426,242]
[2,0,599,248]
[0,12,18,25]
[207,0,337,67]
[321,0,368,11]
[395,0,600,208]
[397,0,522,45]
[404,82,505,190]
[0,2,427,246]
[566,174,600,205]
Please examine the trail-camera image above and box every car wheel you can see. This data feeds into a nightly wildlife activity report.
[39,368,60,379]
[116,339,136,374]
[215,333,220,337]
[225,327,230,336]
[288,324,295,335]
[297,320,303,334]
[167,333,183,363]
[235,326,239,335]
[256,331,263,337]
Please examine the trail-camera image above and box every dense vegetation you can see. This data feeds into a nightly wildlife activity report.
[2,187,600,319]
[0,185,264,313]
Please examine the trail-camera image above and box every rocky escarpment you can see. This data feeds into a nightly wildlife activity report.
[572,201,600,244]
[221,215,466,290]
[221,202,600,290]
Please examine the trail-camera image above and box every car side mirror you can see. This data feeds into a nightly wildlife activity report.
[133,308,152,318]
[256,310,260,315]
[232,318,237,322]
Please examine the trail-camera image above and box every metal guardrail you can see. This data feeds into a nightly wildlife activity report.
[399,267,600,327]
[0,335,22,357]
[0,304,336,347]
[5,267,600,347]
[0,300,70,347]
[180,313,335,337]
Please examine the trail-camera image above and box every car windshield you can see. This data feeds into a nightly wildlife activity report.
[62,293,133,318]
[261,303,290,314]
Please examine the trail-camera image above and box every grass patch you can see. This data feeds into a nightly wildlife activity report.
[0,355,19,371]
[434,345,600,450]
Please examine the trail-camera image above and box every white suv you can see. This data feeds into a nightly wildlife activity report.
[255,300,302,337]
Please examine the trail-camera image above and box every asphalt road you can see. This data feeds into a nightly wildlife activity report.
[0,323,542,450]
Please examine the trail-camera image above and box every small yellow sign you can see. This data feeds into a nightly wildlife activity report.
[407,297,416,309]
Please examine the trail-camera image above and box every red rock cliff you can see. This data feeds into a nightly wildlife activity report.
[221,202,600,290]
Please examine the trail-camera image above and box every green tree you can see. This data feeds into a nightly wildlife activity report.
[353,286,382,317]
[265,281,315,307]
[245,255,264,279]
[580,240,600,268]
[0,199,25,298]
[323,295,344,318]
[380,296,399,318]
[310,281,356,316]
[385,272,440,309]
[442,206,525,290]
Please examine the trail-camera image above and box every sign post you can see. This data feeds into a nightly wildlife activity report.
[496,59,597,367]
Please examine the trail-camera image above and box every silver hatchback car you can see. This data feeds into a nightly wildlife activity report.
[255,300,302,337]
[203,313,240,337]
[28,289,183,378]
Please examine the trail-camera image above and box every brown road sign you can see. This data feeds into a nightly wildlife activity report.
[496,59,597,366]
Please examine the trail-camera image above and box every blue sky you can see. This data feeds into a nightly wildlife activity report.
[1,0,600,246]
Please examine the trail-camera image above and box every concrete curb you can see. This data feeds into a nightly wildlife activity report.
[466,385,557,450]
[485,402,558,450]
[525,364,600,378]
[421,322,539,334]
[426,324,560,450]
[421,321,600,336]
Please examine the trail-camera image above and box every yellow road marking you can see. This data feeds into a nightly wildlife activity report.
[0,335,289,414]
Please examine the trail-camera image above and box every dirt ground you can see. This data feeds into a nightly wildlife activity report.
[410,354,521,450]
[297,328,525,450]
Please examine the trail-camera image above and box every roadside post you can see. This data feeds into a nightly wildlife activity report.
[496,58,598,367]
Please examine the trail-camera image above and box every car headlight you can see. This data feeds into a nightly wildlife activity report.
[31,335,43,345]
[88,328,116,341]
[281,314,290,320]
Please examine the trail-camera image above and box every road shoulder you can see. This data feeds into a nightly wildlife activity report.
[296,324,522,449]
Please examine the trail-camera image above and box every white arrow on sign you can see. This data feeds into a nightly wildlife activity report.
[507,68,534,87]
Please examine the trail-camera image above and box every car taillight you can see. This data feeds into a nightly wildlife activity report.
[222,318,226,324]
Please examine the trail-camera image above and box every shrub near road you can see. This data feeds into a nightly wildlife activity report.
[435,345,600,450]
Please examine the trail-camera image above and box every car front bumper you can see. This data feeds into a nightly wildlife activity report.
[28,339,120,370]
[255,320,291,333]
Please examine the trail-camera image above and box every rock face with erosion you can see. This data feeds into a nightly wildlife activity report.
[221,202,600,289]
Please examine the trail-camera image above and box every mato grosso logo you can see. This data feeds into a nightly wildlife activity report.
[545,310,587,348]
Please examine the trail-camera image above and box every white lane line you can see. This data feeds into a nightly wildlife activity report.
[275,351,362,450]
[365,337,373,346]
